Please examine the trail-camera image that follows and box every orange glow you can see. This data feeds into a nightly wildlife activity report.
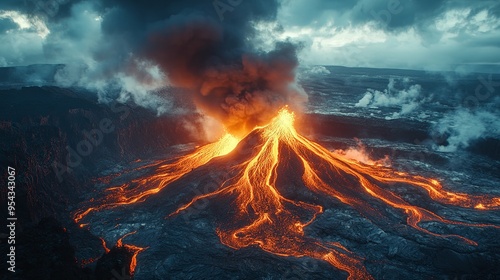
[99,237,110,253]
[115,231,147,275]
[73,133,239,223]
[75,108,500,279]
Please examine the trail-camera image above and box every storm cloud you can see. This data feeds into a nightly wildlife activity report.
[2,0,500,72]
[274,0,500,71]
[1,0,499,121]
[279,0,499,32]
[0,0,308,130]
[88,0,304,135]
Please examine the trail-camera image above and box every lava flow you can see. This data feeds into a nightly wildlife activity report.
[73,133,239,222]
[99,232,147,275]
[75,108,500,280]
[115,232,148,275]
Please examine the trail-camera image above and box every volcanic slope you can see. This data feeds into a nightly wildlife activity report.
[75,109,500,280]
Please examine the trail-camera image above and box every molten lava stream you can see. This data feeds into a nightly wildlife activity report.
[76,108,500,280]
[115,231,148,275]
[73,133,239,222]
[171,108,499,279]
[95,232,147,275]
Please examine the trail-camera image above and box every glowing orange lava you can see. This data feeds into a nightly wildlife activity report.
[85,232,146,275]
[115,231,147,275]
[75,108,500,279]
[73,133,239,222]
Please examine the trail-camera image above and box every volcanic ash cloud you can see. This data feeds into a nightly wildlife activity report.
[144,17,307,136]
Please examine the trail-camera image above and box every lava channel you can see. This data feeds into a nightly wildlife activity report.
[75,108,500,280]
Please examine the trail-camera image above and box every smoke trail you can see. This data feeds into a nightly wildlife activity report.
[141,12,306,135]
[1,0,307,130]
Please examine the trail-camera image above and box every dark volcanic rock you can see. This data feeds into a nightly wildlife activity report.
[2,83,499,279]
[95,247,135,280]
[0,217,92,280]
[433,248,500,277]
[0,86,208,226]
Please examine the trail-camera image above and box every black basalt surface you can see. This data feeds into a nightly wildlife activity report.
[1,85,499,279]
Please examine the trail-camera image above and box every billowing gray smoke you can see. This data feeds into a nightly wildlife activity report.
[95,0,306,135]
[144,17,305,135]
[0,0,306,135]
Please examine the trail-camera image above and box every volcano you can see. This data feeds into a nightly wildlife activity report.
[74,108,500,279]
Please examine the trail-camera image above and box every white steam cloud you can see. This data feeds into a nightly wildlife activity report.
[0,2,170,114]
[300,65,331,76]
[54,60,171,115]
[431,109,500,152]
[334,139,390,166]
[355,78,428,119]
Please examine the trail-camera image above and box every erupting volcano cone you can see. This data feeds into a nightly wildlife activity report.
[75,108,500,280]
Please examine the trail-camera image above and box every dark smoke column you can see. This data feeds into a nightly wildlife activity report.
[145,20,306,135]
[95,0,307,135]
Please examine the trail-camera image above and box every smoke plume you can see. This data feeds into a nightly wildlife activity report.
[92,0,307,136]
[0,0,307,135]
[355,77,426,119]
[144,15,306,136]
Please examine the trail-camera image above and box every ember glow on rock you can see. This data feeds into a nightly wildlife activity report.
[73,133,239,222]
[75,108,500,280]
[115,232,147,275]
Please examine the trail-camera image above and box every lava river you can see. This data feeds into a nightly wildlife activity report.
[74,108,500,280]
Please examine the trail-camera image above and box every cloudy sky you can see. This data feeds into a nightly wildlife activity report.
[275,0,500,70]
[0,0,499,72]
